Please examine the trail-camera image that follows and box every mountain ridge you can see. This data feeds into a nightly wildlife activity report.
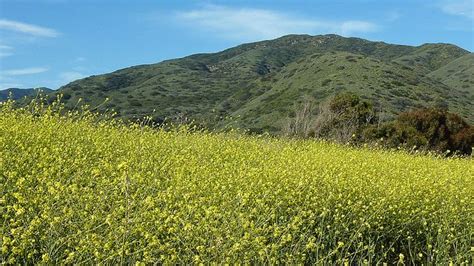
[0,87,53,101]
[40,34,474,132]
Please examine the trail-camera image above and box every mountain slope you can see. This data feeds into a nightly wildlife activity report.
[53,34,473,132]
[232,51,470,131]
[428,53,474,93]
[393,43,468,74]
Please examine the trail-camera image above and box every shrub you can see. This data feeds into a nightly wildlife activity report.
[364,108,473,155]
[128,99,143,107]
[285,93,376,142]
[314,92,376,142]
[321,79,331,86]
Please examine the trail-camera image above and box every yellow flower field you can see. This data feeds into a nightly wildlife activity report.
[1,100,473,264]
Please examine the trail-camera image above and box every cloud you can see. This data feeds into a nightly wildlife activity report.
[0,52,13,58]
[175,5,378,41]
[0,83,23,90]
[340,21,378,35]
[0,19,59,37]
[439,0,474,19]
[0,66,50,90]
[59,71,85,83]
[2,67,49,76]
[0,45,13,58]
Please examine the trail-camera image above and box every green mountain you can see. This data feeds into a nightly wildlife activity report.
[0,87,53,101]
[427,53,474,93]
[53,34,473,133]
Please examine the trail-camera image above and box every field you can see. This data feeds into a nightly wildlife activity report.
[1,101,473,264]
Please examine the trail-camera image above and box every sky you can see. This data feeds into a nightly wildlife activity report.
[0,0,473,90]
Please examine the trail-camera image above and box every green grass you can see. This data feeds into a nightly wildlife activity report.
[1,101,473,264]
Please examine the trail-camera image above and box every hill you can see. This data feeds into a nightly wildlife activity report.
[1,102,472,264]
[52,34,473,132]
[428,53,474,93]
[0,87,53,101]
[232,51,470,131]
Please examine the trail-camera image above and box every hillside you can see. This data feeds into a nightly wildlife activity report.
[53,34,473,132]
[232,51,470,131]
[428,53,474,93]
[0,87,52,101]
[393,43,469,74]
[1,102,472,264]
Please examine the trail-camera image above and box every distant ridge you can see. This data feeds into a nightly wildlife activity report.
[0,87,53,101]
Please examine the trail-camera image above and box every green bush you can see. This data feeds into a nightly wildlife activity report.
[363,108,473,155]
[311,93,376,142]
[328,92,376,127]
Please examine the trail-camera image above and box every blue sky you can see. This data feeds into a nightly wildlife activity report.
[0,0,473,90]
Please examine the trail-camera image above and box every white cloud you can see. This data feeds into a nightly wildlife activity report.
[340,21,378,35]
[439,0,474,19]
[59,71,85,83]
[0,83,23,90]
[0,52,13,58]
[2,67,49,76]
[0,45,13,58]
[0,19,59,37]
[175,5,378,41]
[0,66,49,90]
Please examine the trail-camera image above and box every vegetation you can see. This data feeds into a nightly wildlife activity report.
[286,93,473,155]
[427,53,474,95]
[24,34,471,133]
[1,100,472,264]
[0,87,52,101]
[284,93,376,141]
[363,108,474,155]
[313,93,376,142]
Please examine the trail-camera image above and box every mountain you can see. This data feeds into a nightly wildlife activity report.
[0,87,53,101]
[427,53,474,94]
[52,34,473,133]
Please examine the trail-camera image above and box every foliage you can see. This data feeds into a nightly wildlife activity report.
[363,108,474,155]
[1,100,473,264]
[286,93,376,142]
[320,92,376,138]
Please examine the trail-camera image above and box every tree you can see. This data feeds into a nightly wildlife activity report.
[313,93,376,142]
[285,92,377,142]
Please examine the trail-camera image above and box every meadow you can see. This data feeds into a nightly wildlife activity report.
[1,100,473,264]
